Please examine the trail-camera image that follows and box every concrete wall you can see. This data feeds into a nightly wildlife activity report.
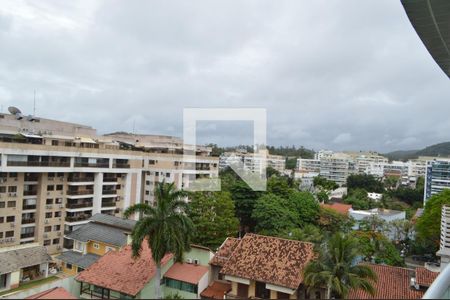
[1,276,80,299]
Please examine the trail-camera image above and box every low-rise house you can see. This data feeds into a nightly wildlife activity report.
[367,192,382,202]
[321,203,352,215]
[348,264,438,299]
[349,208,405,239]
[58,213,136,275]
[204,233,323,299]
[0,243,51,292]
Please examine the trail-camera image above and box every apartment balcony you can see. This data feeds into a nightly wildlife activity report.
[67,190,94,196]
[101,201,116,208]
[21,218,35,224]
[103,177,118,182]
[23,191,38,196]
[66,202,93,209]
[113,163,130,168]
[102,190,117,195]
[22,204,37,210]
[20,232,35,239]
[65,215,90,223]
[67,177,95,183]
[74,162,109,168]
[7,161,70,167]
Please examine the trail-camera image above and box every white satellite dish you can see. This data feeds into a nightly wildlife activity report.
[8,106,23,120]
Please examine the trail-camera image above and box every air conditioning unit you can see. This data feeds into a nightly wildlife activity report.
[43,234,48,238]
[46,205,52,209]
[59,205,64,209]
[186,258,193,264]
[47,192,51,196]
[57,232,61,236]
[10,222,15,228]
[45,219,49,224]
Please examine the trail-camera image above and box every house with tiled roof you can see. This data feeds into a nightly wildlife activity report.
[348,264,439,299]
[57,213,136,275]
[204,233,323,299]
[321,203,352,215]
[26,287,76,299]
[75,242,214,299]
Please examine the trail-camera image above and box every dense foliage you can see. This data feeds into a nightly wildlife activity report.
[347,174,384,193]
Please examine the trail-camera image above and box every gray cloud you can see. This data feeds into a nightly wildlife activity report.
[0,0,449,152]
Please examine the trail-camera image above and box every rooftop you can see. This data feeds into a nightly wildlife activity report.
[200,281,232,299]
[219,233,315,290]
[209,237,240,267]
[348,264,425,299]
[90,214,136,231]
[164,262,209,284]
[416,267,439,287]
[76,242,172,296]
[56,251,100,269]
[0,245,51,275]
[26,287,76,299]
[321,203,352,215]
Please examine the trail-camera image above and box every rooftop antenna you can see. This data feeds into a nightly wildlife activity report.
[33,90,36,116]
[132,119,136,135]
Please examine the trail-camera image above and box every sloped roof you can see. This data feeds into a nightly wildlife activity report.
[321,203,352,215]
[209,237,240,267]
[164,263,209,284]
[415,267,439,287]
[76,242,173,296]
[57,251,100,269]
[348,264,425,299]
[200,281,232,299]
[0,245,51,275]
[90,214,136,231]
[26,287,76,299]
[219,234,315,290]
[65,222,129,247]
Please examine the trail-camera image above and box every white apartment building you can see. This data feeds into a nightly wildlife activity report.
[219,149,285,174]
[296,158,321,173]
[437,205,450,270]
[319,153,356,186]
[0,110,218,255]
[424,159,450,203]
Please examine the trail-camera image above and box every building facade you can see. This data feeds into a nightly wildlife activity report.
[424,159,450,203]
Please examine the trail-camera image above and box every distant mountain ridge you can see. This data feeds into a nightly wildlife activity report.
[384,142,450,161]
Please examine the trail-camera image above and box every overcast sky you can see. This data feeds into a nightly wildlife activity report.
[0,1,449,152]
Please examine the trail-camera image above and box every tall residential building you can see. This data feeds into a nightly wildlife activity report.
[219,149,285,174]
[424,159,450,203]
[319,153,356,186]
[438,205,450,271]
[0,111,218,255]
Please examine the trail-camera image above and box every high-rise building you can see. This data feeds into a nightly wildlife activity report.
[424,159,450,203]
[0,111,218,255]
[437,205,450,271]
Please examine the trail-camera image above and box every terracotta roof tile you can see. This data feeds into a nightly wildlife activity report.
[220,233,315,290]
[200,281,232,299]
[321,203,352,215]
[164,262,209,284]
[348,264,425,299]
[76,242,172,296]
[209,237,240,267]
[26,287,76,299]
[415,267,439,287]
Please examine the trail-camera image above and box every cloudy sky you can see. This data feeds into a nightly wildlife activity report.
[0,0,449,152]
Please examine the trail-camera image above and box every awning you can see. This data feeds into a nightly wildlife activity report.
[20,133,42,139]
[43,134,75,140]
[76,137,97,144]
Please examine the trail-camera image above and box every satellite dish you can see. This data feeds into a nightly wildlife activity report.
[8,106,23,120]
[8,106,22,115]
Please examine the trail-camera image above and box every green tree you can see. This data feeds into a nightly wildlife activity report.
[287,191,320,226]
[123,182,194,299]
[229,180,262,233]
[318,207,354,234]
[303,233,377,299]
[316,190,330,203]
[282,224,324,247]
[384,176,399,190]
[187,191,239,249]
[347,174,384,193]
[313,176,338,191]
[344,188,373,210]
[252,194,298,235]
[416,189,450,253]
[267,176,292,198]
[355,231,404,267]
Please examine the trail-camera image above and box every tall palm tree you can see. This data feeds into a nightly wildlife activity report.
[124,181,194,299]
[303,233,377,299]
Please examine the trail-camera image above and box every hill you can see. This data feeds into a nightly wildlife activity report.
[384,142,450,161]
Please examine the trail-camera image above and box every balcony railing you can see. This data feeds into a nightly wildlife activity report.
[113,163,130,168]
[102,202,116,207]
[22,204,36,210]
[68,177,95,182]
[102,190,117,195]
[65,215,90,222]
[74,162,109,168]
[21,218,35,224]
[23,191,38,196]
[103,177,118,182]
[67,190,94,196]
[66,202,93,209]
[8,161,70,167]
[20,232,34,239]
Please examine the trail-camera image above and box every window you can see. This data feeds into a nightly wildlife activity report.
[0,273,7,289]
[44,226,51,232]
[53,225,61,231]
[54,211,61,218]
[77,267,84,272]
[43,239,51,246]
[52,238,60,245]
[6,216,14,222]
[56,185,63,191]
[0,202,4,208]
[5,231,14,238]
[0,187,6,193]
[47,185,54,191]
[0,232,3,239]
[48,172,55,179]
[164,278,198,294]
[9,173,17,178]
[105,246,115,252]
[0,217,3,223]
[93,243,100,249]
[145,190,149,195]
[51,140,58,146]
[55,198,62,204]
[66,263,72,269]
[7,201,15,208]
[46,199,53,205]
[149,160,156,165]
[45,212,52,218]
[8,186,17,192]
[166,173,170,178]
[155,172,159,176]
[75,241,85,252]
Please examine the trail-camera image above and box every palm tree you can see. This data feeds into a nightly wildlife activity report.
[303,233,377,299]
[124,181,194,299]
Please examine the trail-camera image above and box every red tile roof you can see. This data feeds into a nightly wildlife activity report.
[321,203,352,215]
[26,287,76,299]
[348,264,425,299]
[164,262,209,284]
[200,281,232,299]
[209,237,240,267]
[76,242,173,296]
[220,233,315,290]
[415,267,439,287]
